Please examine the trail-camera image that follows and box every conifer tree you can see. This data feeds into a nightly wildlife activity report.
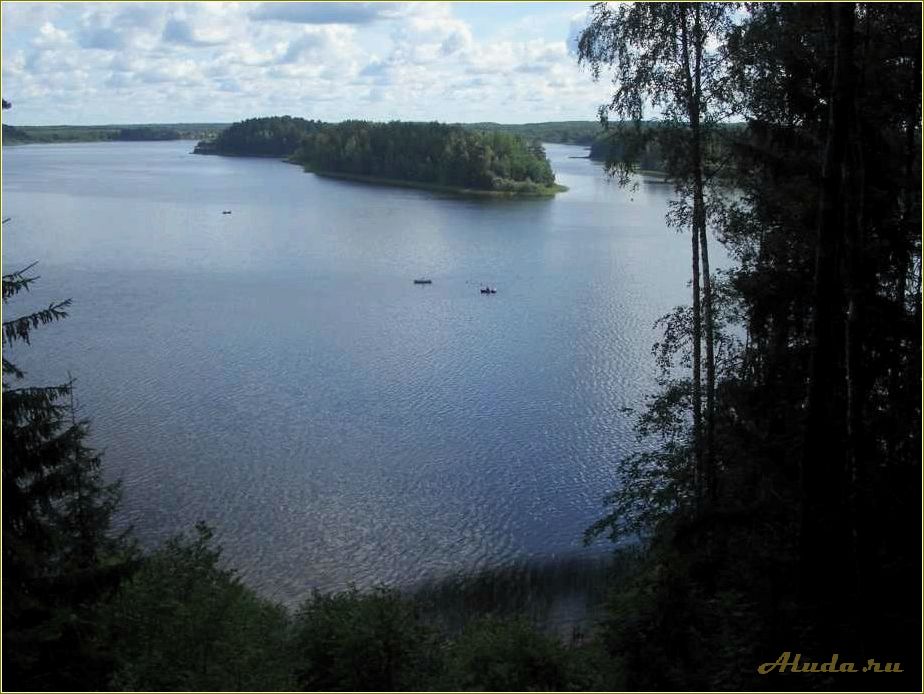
[2,221,134,689]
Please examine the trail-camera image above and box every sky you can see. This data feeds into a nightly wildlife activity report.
[0,1,612,126]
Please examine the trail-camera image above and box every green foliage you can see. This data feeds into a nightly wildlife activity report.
[599,541,770,691]
[440,616,573,691]
[102,549,621,691]
[587,122,745,178]
[462,120,605,145]
[292,585,438,691]
[412,556,613,637]
[194,115,323,156]
[583,2,921,690]
[103,523,292,691]
[2,234,134,689]
[294,120,558,193]
[578,2,733,181]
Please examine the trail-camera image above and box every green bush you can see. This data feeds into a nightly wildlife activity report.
[442,616,572,691]
[292,586,438,691]
[102,523,292,691]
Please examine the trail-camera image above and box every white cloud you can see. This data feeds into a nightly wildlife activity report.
[34,21,69,47]
[1,1,610,125]
[162,18,223,47]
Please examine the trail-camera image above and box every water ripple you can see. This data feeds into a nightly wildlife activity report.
[0,141,728,606]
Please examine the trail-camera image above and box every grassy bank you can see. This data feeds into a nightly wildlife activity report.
[408,552,631,641]
[301,167,568,197]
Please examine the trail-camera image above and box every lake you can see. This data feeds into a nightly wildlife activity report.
[2,140,694,605]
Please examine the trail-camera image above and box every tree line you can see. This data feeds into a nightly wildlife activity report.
[461,120,604,146]
[2,122,224,145]
[193,115,324,157]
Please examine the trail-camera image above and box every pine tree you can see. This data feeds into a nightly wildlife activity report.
[2,221,135,689]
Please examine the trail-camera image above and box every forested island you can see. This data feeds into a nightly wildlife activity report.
[293,121,564,196]
[193,116,564,196]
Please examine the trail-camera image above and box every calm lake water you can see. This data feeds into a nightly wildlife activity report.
[3,140,694,604]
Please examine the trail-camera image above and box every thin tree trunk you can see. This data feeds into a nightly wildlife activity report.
[680,6,704,507]
[692,4,717,505]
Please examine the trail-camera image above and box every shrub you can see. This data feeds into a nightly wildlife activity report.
[292,586,437,691]
[442,616,571,691]
[103,523,292,691]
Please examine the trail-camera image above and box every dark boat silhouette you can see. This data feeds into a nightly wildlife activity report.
[413,278,432,285]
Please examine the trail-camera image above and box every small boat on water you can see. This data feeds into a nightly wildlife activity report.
[222,210,232,215]
[413,278,432,285]
[480,286,497,294]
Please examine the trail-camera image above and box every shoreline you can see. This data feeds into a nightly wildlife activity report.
[3,136,201,147]
[192,147,289,158]
[299,166,568,198]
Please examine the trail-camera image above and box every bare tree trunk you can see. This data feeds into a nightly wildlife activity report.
[692,4,717,505]
[680,6,704,508]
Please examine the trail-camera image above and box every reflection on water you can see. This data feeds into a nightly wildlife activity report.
[3,140,698,604]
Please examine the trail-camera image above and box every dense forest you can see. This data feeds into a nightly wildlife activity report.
[192,115,323,156]
[292,121,561,195]
[2,2,921,691]
[462,121,604,146]
[193,117,562,195]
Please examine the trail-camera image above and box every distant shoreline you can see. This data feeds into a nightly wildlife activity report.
[2,137,201,147]
[194,148,287,158]
[300,167,569,198]
[2,122,227,146]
